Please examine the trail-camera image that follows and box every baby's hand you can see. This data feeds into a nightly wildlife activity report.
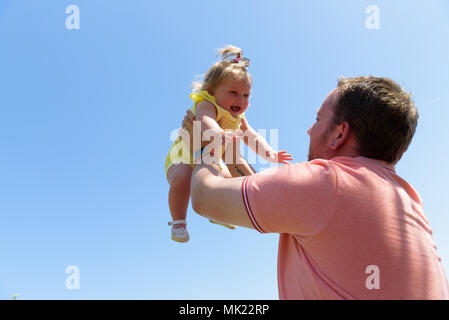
[266,150,293,164]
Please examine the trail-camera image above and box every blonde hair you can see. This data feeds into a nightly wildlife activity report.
[192,45,251,92]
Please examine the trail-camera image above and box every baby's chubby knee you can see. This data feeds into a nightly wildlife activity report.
[167,165,193,190]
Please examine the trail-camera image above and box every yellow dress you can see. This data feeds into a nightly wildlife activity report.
[164,90,245,177]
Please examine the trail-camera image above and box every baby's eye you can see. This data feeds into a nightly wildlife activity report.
[243,94,250,98]
[229,91,237,95]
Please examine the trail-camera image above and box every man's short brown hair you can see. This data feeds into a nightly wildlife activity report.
[334,76,419,164]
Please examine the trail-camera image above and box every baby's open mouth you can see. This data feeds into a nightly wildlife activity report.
[231,106,241,113]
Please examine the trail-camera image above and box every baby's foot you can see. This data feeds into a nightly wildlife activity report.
[168,220,190,243]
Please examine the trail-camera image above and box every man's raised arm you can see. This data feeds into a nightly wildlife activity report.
[190,162,255,229]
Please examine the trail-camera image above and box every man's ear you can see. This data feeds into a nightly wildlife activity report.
[330,122,351,150]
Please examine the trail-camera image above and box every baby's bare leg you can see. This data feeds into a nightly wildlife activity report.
[166,164,194,228]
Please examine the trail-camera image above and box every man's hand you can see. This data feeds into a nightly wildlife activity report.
[181,109,195,134]
[180,109,220,150]
[178,110,197,154]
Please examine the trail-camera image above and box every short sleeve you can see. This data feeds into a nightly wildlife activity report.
[241,160,338,237]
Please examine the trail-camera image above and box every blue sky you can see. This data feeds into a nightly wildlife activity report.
[0,0,448,299]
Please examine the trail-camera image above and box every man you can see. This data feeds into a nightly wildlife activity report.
[184,76,449,299]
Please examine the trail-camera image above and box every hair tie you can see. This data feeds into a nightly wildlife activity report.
[230,54,250,68]
[231,55,242,63]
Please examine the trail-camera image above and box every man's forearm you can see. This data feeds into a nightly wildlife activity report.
[226,158,256,177]
[222,135,256,177]
[190,163,221,215]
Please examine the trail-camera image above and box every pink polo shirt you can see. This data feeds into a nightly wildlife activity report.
[241,156,449,299]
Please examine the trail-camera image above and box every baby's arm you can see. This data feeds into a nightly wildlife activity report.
[241,117,293,164]
[195,101,242,155]
[195,101,222,134]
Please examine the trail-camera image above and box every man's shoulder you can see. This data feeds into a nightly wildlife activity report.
[249,160,338,191]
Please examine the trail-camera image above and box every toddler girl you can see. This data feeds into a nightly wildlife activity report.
[164,45,292,243]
